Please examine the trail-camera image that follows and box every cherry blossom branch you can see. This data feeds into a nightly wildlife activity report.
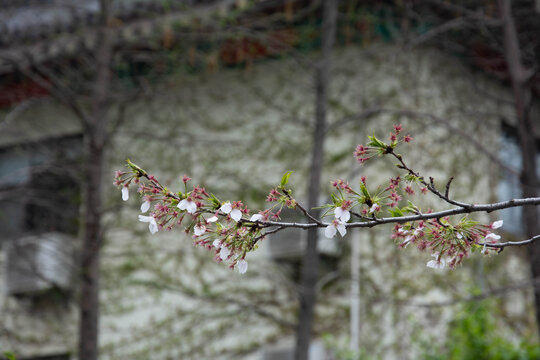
[116,124,540,272]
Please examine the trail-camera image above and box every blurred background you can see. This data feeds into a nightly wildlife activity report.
[0,0,539,359]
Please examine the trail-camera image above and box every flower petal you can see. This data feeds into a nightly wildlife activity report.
[334,207,343,219]
[186,201,197,214]
[491,220,503,229]
[219,246,231,260]
[194,225,206,236]
[121,187,129,201]
[148,220,158,235]
[207,216,219,223]
[324,225,337,238]
[177,199,188,210]
[237,259,248,274]
[402,235,413,247]
[212,239,221,248]
[138,215,153,223]
[337,223,347,237]
[427,258,445,269]
[141,200,151,213]
[485,233,501,241]
[220,202,232,214]
[250,214,264,222]
[230,209,242,222]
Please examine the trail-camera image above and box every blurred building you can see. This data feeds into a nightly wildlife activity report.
[0,1,539,359]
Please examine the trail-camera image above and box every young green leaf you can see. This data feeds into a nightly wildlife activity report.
[389,208,404,217]
[359,183,370,199]
[367,135,387,149]
[280,171,293,187]
[208,193,221,207]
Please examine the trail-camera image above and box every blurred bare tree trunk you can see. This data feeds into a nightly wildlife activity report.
[295,1,338,359]
[78,1,112,358]
[499,0,540,338]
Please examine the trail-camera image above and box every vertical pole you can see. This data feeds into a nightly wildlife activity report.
[350,230,360,351]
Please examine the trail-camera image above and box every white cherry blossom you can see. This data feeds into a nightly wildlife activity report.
[207,215,219,223]
[237,259,248,274]
[426,253,446,269]
[324,220,347,238]
[220,202,242,222]
[178,199,197,214]
[194,224,206,236]
[138,215,158,234]
[212,239,221,248]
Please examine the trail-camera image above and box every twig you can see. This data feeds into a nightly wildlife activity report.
[479,234,540,249]
[445,176,454,199]
[389,149,472,209]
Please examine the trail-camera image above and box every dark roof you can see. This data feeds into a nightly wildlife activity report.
[0,0,236,74]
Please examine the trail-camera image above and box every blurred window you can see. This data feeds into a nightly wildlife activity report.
[0,135,82,244]
[498,124,540,235]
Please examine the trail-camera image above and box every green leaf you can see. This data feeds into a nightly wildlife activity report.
[389,208,404,217]
[330,193,339,206]
[367,135,387,149]
[280,171,293,187]
[359,183,370,199]
[208,193,221,207]
[404,174,419,183]
[4,352,16,360]
[126,159,144,174]
[402,201,418,214]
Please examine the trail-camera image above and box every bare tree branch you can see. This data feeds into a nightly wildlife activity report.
[481,234,540,249]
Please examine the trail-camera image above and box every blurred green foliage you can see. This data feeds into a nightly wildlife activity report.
[419,300,540,360]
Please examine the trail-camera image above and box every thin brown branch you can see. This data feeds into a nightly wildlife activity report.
[445,176,454,199]
[284,190,324,226]
[390,149,472,209]
[260,196,540,229]
[481,234,540,249]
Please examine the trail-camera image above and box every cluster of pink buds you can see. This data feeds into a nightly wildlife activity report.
[354,124,412,164]
[392,219,504,269]
[353,144,377,164]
